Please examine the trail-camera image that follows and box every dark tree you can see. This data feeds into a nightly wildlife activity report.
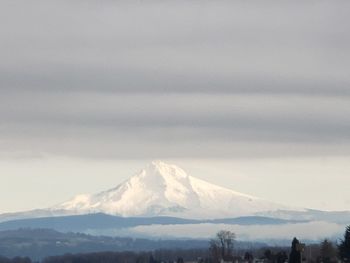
[320,239,337,263]
[244,252,253,263]
[149,255,157,263]
[0,257,31,263]
[209,230,235,263]
[289,237,302,263]
[209,239,221,263]
[339,225,350,263]
[276,251,288,263]
[264,249,273,261]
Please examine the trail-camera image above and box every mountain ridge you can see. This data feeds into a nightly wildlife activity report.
[0,213,308,233]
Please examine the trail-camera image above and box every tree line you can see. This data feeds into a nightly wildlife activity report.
[0,225,349,263]
[208,225,350,263]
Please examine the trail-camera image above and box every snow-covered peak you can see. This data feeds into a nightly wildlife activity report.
[143,160,188,180]
[54,161,297,219]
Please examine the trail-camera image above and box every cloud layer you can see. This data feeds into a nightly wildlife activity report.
[0,0,349,159]
[87,221,345,242]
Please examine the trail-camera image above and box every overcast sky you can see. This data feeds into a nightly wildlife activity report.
[1,0,350,213]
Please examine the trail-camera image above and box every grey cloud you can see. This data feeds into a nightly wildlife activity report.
[1,1,350,96]
[1,93,350,158]
[0,0,349,158]
[1,69,349,96]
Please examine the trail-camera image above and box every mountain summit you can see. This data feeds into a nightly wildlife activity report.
[54,161,291,219]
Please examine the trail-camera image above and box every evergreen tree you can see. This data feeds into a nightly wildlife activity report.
[289,237,302,263]
[339,225,350,263]
[320,239,337,263]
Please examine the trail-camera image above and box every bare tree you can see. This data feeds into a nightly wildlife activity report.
[209,230,236,262]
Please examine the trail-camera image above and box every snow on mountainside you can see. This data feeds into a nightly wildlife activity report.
[53,160,300,219]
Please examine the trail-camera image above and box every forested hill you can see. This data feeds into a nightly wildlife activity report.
[0,228,209,261]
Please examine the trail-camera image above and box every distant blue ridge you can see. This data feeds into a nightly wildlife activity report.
[0,213,307,232]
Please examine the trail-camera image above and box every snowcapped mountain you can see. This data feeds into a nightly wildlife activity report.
[53,160,299,219]
[1,160,349,241]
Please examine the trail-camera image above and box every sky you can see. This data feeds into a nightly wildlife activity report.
[1,0,350,213]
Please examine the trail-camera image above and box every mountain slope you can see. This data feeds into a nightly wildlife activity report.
[53,160,299,219]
